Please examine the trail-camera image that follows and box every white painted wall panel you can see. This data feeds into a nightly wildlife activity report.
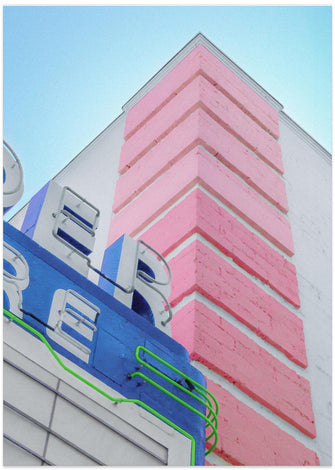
[3,406,48,455]
[279,115,332,465]
[8,203,28,231]
[45,435,98,466]
[51,396,165,466]
[58,380,168,462]
[54,114,126,283]
[3,362,55,426]
[3,439,42,466]
[4,343,59,389]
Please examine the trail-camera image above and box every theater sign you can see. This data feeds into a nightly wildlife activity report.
[3,156,218,465]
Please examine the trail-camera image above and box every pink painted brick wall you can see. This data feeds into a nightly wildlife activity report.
[114,108,288,214]
[109,42,318,465]
[205,379,319,465]
[171,300,315,437]
[124,45,279,140]
[109,147,294,256]
[168,241,306,367]
[140,189,300,307]
[120,75,283,175]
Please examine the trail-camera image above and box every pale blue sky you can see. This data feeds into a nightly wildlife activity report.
[3,6,332,217]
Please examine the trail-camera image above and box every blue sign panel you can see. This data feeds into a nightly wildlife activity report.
[3,222,206,465]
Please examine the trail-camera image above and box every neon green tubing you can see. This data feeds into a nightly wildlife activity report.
[3,308,196,465]
[131,371,218,455]
[132,353,217,431]
[134,345,219,437]
[131,369,218,436]
[135,345,219,416]
[132,345,219,455]
[131,349,218,434]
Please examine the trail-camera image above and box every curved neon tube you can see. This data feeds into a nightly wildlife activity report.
[135,345,219,415]
[131,351,218,430]
[131,371,218,455]
[132,345,219,454]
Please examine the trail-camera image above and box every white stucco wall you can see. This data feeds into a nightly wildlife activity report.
[279,114,332,465]
[52,114,126,284]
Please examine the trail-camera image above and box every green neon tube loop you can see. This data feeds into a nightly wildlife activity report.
[133,351,218,429]
[132,345,219,454]
[131,371,218,455]
[135,345,219,416]
[130,348,218,432]
[131,356,217,420]
[3,308,197,465]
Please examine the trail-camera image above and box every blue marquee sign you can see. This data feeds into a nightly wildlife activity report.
[3,221,207,465]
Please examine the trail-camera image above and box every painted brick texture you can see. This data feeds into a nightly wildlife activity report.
[205,380,319,466]
[114,108,288,214]
[120,75,283,175]
[109,147,295,256]
[109,42,318,465]
[140,189,300,307]
[168,240,306,367]
[124,45,279,140]
[171,300,315,437]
